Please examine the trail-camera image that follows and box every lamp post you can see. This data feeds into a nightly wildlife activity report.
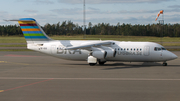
[83,0,86,39]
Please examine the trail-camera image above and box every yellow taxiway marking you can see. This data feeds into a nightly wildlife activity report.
[0,90,4,93]
[8,62,29,65]
[0,61,7,63]
[0,61,29,65]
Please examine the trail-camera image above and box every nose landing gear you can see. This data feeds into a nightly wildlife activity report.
[162,62,167,66]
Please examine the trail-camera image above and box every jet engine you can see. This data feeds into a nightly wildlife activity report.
[92,50,107,59]
[105,48,116,58]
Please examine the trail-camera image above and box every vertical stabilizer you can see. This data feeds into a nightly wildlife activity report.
[10,18,52,44]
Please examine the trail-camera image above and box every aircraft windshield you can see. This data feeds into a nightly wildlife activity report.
[161,47,166,50]
[154,47,166,51]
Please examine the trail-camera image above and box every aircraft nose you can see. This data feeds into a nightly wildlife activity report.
[164,51,178,61]
[171,53,178,60]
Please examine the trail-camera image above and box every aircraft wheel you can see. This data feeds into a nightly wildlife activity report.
[162,62,167,66]
[99,61,106,65]
[89,63,97,66]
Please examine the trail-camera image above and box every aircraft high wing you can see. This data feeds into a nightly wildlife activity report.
[65,41,114,50]
[5,18,178,66]
[64,41,117,65]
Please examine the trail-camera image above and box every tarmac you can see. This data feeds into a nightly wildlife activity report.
[0,51,180,101]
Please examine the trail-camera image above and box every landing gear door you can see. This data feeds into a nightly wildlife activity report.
[144,46,150,56]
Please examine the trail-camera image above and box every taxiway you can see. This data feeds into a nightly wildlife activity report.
[0,51,180,101]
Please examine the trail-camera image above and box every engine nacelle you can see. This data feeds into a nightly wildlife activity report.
[105,48,116,58]
[92,50,107,59]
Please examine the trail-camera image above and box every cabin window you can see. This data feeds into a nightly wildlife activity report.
[124,48,126,51]
[127,48,129,51]
[131,48,132,51]
[154,47,157,51]
[140,48,142,51]
[134,48,136,51]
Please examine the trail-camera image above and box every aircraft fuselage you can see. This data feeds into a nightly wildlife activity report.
[28,40,177,62]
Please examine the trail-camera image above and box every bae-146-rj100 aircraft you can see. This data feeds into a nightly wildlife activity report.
[6,18,178,66]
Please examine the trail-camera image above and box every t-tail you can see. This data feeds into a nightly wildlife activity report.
[6,18,52,44]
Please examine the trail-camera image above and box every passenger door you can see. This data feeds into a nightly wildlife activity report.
[144,46,150,56]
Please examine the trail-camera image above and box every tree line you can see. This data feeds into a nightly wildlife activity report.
[0,21,180,37]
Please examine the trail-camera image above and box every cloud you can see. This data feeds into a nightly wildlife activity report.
[115,10,159,14]
[34,0,54,4]
[14,0,26,2]
[168,5,180,8]
[0,11,8,14]
[51,7,160,15]
[87,7,101,14]
[24,10,38,13]
[168,14,180,23]
[57,0,171,4]
[51,8,82,15]
[51,7,103,15]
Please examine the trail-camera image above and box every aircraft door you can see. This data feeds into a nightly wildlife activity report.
[51,45,57,54]
[160,48,163,59]
[144,46,150,56]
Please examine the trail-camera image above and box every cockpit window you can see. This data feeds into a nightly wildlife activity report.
[154,47,166,51]
[161,47,166,50]
[157,47,161,51]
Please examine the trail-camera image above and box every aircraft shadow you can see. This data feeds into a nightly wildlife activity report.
[101,62,162,70]
[62,63,88,66]
[61,62,180,70]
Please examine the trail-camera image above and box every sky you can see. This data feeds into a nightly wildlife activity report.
[0,0,180,26]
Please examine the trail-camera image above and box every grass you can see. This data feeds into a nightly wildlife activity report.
[51,35,180,42]
[160,43,180,46]
[1,35,180,42]
[0,36,26,43]
[167,49,180,51]
[0,44,26,47]
[0,49,30,51]
[0,35,179,51]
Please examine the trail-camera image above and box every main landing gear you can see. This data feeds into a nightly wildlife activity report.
[98,60,106,65]
[162,61,167,66]
[87,56,97,66]
[89,63,97,66]
[87,56,107,66]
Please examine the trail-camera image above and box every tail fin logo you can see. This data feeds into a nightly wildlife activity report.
[5,18,51,43]
[18,19,48,40]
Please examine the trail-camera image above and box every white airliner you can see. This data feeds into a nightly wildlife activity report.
[6,18,178,66]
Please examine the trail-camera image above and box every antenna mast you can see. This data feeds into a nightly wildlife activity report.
[83,0,86,39]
